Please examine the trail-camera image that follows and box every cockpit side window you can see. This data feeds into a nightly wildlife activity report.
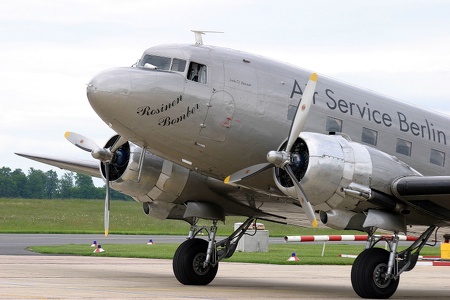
[140,55,171,70]
[171,59,186,72]
[188,62,207,84]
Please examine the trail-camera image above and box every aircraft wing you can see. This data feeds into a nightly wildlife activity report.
[392,176,450,221]
[15,152,101,178]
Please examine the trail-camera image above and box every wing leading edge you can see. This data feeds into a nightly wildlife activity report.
[15,152,100,178]
[392,176,450,221]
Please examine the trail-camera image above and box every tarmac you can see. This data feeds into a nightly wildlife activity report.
[0,234,449,299]
[1,255,450,299]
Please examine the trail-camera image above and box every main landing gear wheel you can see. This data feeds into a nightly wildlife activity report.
[173,238,218,285]
[351,248,400,299]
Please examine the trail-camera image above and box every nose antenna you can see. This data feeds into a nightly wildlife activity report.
[191,30,224,45]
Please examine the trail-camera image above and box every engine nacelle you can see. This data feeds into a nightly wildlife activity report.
[99,135,229,220]
[273,132,421,212]
[100,136,188,203]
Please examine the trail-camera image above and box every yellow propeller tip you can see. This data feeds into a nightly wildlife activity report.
[312,219,318,228]
[224,176,230,184]
[64,132,71,139]
[310,73,318,82]
[105,230,109,237]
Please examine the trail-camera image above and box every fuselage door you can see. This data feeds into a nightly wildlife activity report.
[199,91,235,142]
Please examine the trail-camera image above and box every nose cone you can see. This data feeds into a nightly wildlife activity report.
[87,68,131,123]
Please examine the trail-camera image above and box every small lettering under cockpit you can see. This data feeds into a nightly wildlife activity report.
[229,78,252,87]
[136,95,183,116]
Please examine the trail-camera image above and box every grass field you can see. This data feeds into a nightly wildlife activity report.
[0,198,186,235]
[0,198,361,236]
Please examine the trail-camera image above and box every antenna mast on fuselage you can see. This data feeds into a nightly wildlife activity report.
[191,30,224,45]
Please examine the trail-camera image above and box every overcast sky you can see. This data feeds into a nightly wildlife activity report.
[2,0,450,185]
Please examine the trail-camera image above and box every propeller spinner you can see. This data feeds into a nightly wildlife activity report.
[225,73,318,227]
[65,131,127,236]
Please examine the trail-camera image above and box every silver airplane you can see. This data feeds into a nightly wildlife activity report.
[16,31,450,299]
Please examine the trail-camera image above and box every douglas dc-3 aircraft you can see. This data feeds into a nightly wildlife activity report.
[17,31,450,299]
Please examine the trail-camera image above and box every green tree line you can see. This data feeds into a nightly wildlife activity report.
[0,167,131,200]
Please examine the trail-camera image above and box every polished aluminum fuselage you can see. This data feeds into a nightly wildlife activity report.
[87,43,450,190]
[81,43,450,227]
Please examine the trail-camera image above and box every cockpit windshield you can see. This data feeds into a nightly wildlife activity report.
[139,55,171,70]
[139,55,187,72]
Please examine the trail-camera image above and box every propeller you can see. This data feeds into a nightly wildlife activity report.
[224,73,318,227]
[104,162,110,237]
[65,132,127,236]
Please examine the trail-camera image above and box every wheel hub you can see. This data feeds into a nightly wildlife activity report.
[372,262,391,288]
[192,253,209,276]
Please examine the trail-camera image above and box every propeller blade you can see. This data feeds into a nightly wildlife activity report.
[224,163,273,184]
[285,165,318,228]
[65,131,114,236]
[104,163,111,237]
[64,131,101,153]
[286,73,317,153]
[110,135,127,152]
[65,131,113,162]
[297,189,318,228]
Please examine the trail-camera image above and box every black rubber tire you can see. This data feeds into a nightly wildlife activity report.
[173,238,218,285]
[351,248,400,299]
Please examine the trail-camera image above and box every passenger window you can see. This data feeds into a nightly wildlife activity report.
[188,62,207,84]
[361,127,378,146]
[171,59,186,72]
[326,116,342,133]
[396,138,412,156]
[430,149,445,167]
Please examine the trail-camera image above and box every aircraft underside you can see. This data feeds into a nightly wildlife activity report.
[168,203,439,299]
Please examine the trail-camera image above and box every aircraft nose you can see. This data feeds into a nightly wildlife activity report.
[87,68,131,122]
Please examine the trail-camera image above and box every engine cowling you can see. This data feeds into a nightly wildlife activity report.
[273,132,421,212]
[99,136,188,203]
[99,135,229,220]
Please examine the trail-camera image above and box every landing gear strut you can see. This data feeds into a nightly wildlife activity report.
[351,225,436,298]
[173,217,256,285]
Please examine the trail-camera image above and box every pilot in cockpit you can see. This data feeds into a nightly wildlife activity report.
[188,62,199,82]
